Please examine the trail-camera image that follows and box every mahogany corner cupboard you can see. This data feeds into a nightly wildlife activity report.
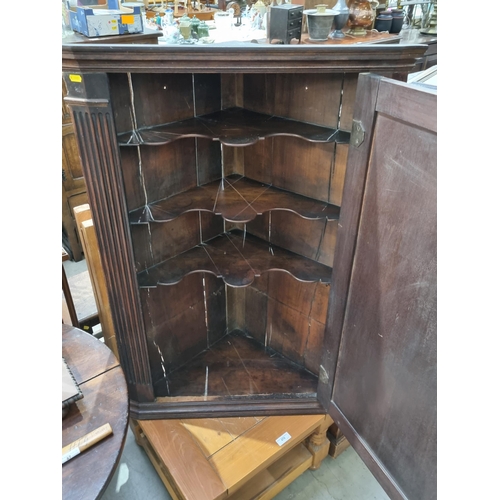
[62,42,436,500]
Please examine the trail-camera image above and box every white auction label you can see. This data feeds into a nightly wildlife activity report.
[275,432,291,446]
[62,446,80,464]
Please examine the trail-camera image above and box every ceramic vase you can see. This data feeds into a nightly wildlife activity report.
[390,15,404,33]
[347,0,374,36]
[329,0,350,38]
[374,10,392,32]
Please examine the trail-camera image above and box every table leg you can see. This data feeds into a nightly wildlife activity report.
[306,415,333,470]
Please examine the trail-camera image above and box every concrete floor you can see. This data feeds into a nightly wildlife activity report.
[101,426,389,500]
[64,257,390,500]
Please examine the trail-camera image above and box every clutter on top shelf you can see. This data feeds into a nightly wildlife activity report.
[66,0,144,37]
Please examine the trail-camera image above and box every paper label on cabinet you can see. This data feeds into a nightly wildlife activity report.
[276,432,291,446]
[121,15,134,24]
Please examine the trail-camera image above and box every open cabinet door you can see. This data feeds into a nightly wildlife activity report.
[319,74,437,500]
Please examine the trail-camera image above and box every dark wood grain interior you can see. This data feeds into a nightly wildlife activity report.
[134,249,332,399]
[128,175,340,224]
[166,330,319,398]
[117,107,346,147]
[137,229,333,287]
[115,71,348,400]
[140,270,328,399]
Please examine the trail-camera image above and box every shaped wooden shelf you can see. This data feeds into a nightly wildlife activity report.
[129,175,341,224]
[162,330,318,398]
[137,229,332,288]
[117,107,350,147]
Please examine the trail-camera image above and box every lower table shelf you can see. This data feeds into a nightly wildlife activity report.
[130,413,333,500]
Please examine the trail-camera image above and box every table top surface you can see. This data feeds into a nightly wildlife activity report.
[62,324,129,500]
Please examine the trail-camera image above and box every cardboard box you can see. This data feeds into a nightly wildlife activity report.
[68,3,143,37]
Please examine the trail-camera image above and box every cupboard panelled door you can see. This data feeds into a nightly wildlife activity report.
[323,74,437,500]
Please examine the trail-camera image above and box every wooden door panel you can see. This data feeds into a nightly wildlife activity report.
[324,75,437,500]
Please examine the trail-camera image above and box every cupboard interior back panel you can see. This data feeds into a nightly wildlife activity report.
[113,72,347,403]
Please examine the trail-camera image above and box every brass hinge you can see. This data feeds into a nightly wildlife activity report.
[351,119,365,148]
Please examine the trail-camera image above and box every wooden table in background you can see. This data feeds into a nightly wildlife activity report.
[131,413,333,500]
[62,324,129,500]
